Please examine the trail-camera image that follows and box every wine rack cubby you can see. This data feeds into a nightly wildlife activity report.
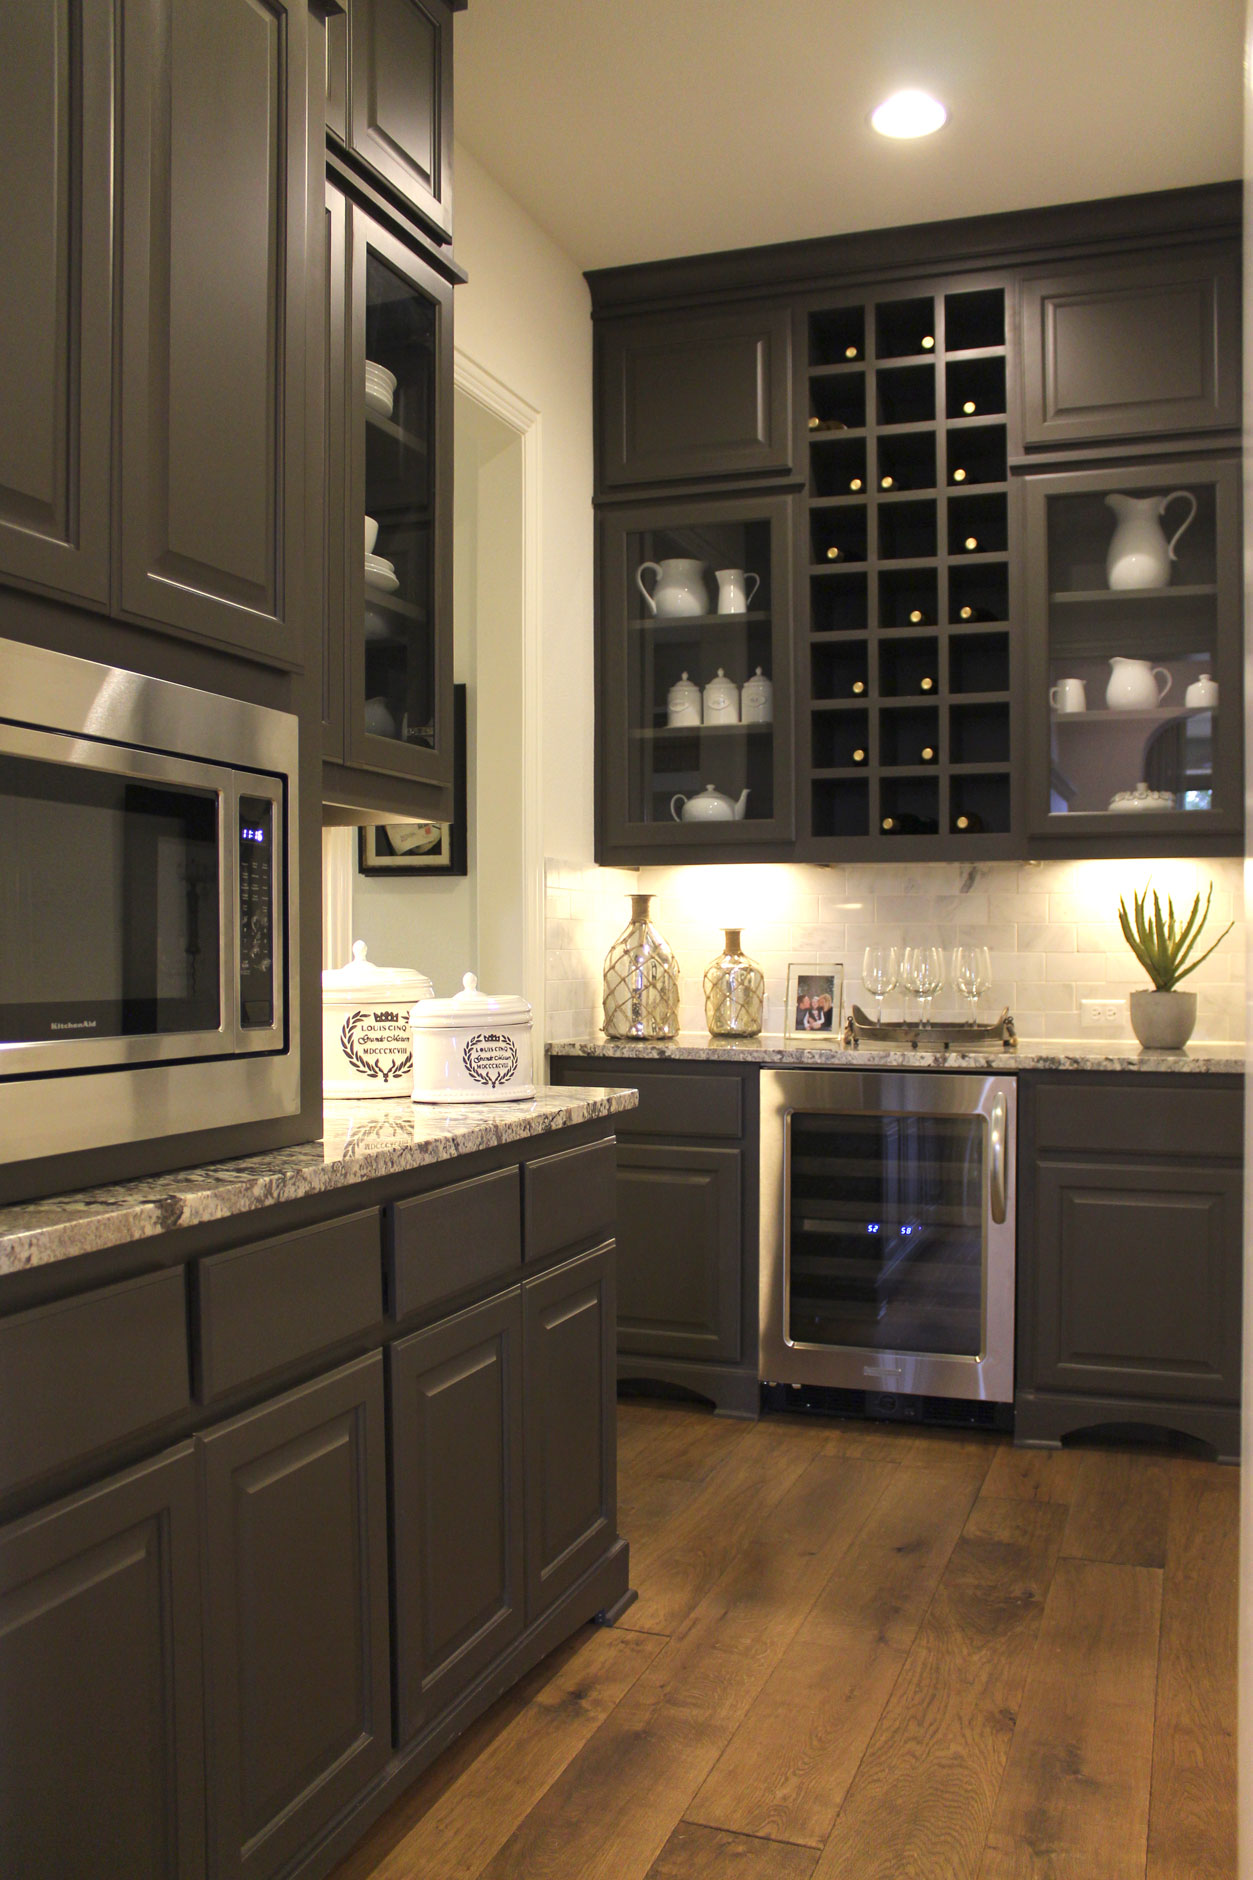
[802,276,1015,854]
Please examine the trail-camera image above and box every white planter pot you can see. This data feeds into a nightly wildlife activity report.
[322,941,434,1098]
[1128,989,1197,1051]
[411,973,535,1103]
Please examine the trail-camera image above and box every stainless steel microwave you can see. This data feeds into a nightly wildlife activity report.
[0,636,300,1167]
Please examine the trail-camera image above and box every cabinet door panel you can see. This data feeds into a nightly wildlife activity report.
[0,0,111,603]
[616,1144,742,1362]
[599,307,792,489]
[1033,1160,1241,1403]
[199,1353,390,1880]
[1021,249,1240,447]
[0,1445,205,1880]
[118,0,310,665]
[390,1290,524,1744]
[348,0,453,239]
[523,1247,615,1621]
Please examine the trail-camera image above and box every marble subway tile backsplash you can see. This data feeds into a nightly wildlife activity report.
[544,856,1245,1045]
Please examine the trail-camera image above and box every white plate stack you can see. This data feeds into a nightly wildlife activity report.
[364,359,397,418]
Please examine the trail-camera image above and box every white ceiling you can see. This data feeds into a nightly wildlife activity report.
[454,0,1244,272]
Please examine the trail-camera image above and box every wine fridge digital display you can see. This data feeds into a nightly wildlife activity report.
[759,1069,1015,1405]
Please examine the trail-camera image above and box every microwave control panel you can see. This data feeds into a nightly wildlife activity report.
[238,794,275,1028]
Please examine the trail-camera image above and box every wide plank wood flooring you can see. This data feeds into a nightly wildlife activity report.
[329,1401,1237,1880]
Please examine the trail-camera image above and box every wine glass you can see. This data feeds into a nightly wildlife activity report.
[953,945,992,1025]
[861,945,899,1024]
[901,945,944,1030]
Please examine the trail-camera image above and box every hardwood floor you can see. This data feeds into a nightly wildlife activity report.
[328,1401,1238,1880]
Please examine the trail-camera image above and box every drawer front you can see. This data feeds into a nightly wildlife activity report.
[196,1210,383,1403]
[524,1139,618,1264]
[0,1268,189,1498]
[389,1167,521,1321]
[555,1064,743,1140]
[1032,1080,1242,1161]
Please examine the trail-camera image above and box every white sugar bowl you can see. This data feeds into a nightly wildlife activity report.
[410,973,536,1103]
[322,941,434,1098]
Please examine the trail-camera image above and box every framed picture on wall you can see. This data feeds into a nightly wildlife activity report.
[358,685,468,877]
[784,962,843,1040]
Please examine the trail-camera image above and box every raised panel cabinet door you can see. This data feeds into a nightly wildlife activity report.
[389,1289,525,1745]
[615,1144,742,1363]
[198,1353,391,1880]
[1032,1159,1242,1404]
[523,1245,616,1622]
[323,183,350,761]
[118,0,312,665]
[0,1444,205,1880]
[1020,247,1240,447]
[0,0,112,603]
[598,306,793,490]
[347,0,453,240]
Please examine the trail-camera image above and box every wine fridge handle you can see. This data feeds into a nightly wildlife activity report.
[989,1092,1008,1224]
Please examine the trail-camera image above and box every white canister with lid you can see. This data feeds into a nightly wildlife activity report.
[666,671,702,727]
[741,666,773,723]
[703,668,740,725]
[410,973,536,1103]
[322,941,434,1098]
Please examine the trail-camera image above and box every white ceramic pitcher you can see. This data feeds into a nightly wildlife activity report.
[1105,657,1172,710]
[1105,490,1197,591]
[715,568,760,615]
[636,557,708,617]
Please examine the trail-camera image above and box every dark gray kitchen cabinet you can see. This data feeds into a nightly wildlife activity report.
[198,1352,391,1880]
[389,1289,525,1745]
[1020,245,1240,449]
[597,305,793,491]
[0,0,113,607]
[117,0,315,668]
[344,0,456,243]
[1017,1075,1243,1458]
[0,1443,206,1880]
[523,1245,616,1621]
[616,1143,742,1363]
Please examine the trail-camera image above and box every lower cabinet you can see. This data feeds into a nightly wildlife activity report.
[524,1245,616,1621]
[389,1290,525,1746]
[0,1444,206,1880]
[616,1143,741,1363]
[199,1353,392,1880]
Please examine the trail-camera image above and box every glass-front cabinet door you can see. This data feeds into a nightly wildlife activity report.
[1025,457,1241,846]
[598,494,793,858]
[325,187,453,808]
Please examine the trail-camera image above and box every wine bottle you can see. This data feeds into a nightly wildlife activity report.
[851,679,866,695]
[963,535,979,551]
[919,675,934,693]
[951,466,967,483]
[956,604,995,623]
[849,476,863,492]
[882,812,939,834]
[962,399,976,415]
[908,608,930,626]
[921,334,935,351]
[880,474,894,490]
[844,344,859,360]
[852,748,867,765]
[920,745,936,764]
[809,416,848,433]
[826,545,841,561]
[953,811,987,833]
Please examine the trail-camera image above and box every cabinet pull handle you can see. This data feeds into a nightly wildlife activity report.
[989,1092,1008,1225]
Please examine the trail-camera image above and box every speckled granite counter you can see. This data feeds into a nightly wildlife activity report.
[549,1035,1246,1075]
[0,1087,638,1279]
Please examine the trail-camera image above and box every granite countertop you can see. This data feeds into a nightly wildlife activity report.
[549,1034,1246,1075]
[0,1087,638,1280]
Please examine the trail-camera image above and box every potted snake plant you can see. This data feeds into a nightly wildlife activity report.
[1117,882,1233,1049]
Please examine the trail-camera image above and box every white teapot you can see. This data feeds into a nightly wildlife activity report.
[1105,657,1171,710]
[670,785,750,823]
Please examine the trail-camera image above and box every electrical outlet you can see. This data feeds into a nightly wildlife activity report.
[1081,998,1123,1029]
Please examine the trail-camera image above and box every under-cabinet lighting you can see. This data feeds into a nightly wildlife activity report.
[870,89,948,139]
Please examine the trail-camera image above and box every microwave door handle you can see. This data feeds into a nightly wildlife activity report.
[988,1091,1008,1225]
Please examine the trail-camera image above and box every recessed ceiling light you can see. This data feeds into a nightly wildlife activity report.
[871,90,948,139]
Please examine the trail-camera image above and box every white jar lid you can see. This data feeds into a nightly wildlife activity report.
[410,971,531,1028]
[323,940,434,1002]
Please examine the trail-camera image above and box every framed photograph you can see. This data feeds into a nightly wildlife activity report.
[784,962,843,1040]
[358,685,468,877]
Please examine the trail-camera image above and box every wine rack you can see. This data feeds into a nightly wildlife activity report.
[804,278,1015,853]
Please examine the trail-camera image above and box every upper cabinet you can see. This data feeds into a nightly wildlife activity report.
[1020,246,1240,450]
[597,307,793,491]
[0,0,113,607]
[328,0,457,244]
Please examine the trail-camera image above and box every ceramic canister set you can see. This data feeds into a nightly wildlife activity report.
[322,943,535,1102]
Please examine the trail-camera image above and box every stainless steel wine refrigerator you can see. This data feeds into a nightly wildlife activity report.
[759,1068,1015,1413]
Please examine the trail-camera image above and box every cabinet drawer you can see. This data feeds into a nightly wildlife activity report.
[389,1167,521,1320]
[524,1139,617,1264]
[557,1064,743,1140]
[0,1269,189,1498]
[1032,1080,1242,1160]
[195,1210,383,1403]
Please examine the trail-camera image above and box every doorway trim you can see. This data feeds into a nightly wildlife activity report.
[454,349,545,1033]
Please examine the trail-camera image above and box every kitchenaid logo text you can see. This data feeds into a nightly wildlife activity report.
[51,1019,98,1030]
